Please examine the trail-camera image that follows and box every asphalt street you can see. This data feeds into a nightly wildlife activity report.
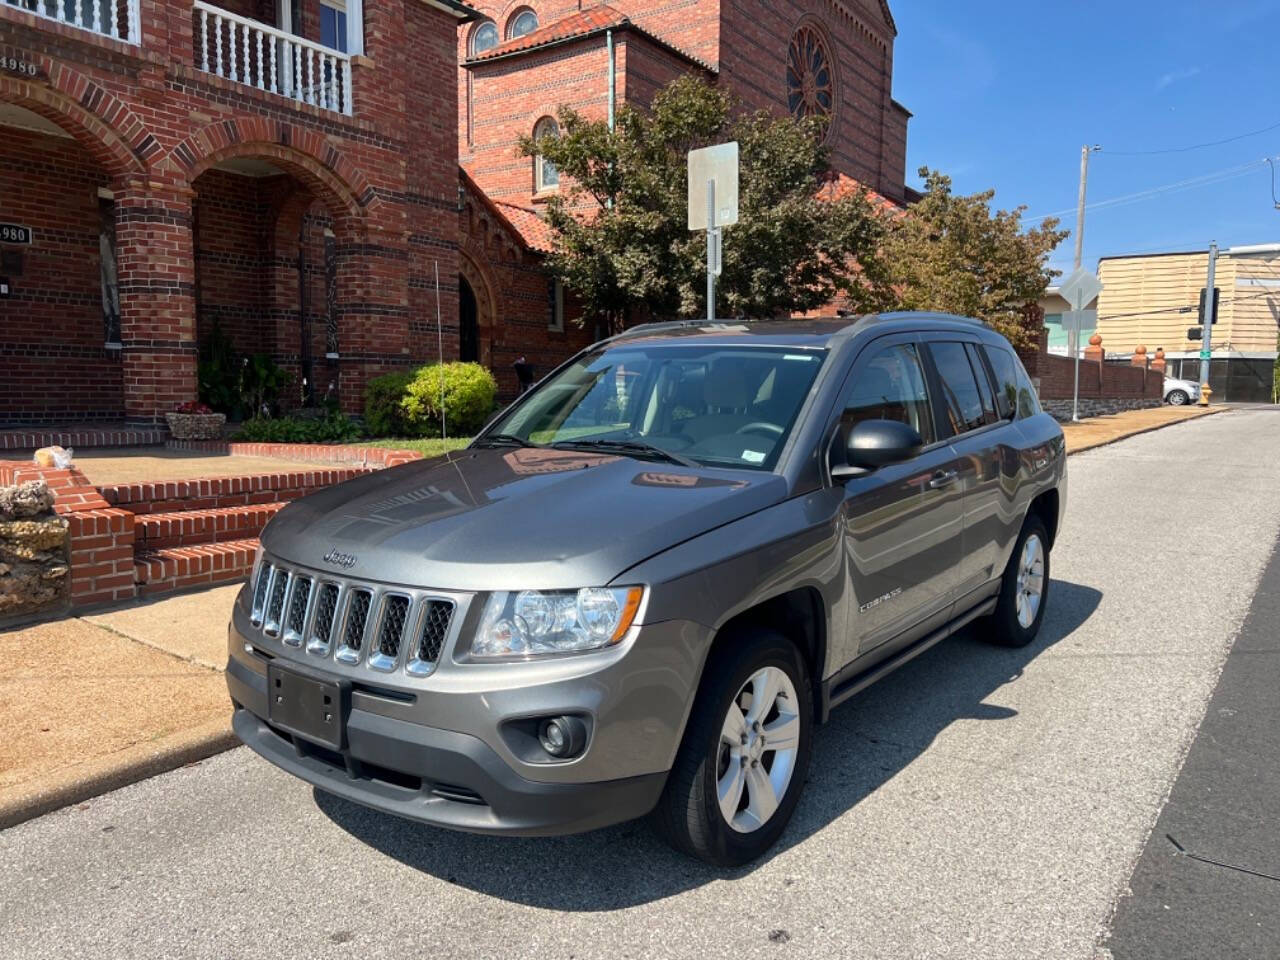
[3,409,1279,960]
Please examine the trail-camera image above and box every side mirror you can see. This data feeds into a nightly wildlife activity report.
[831,418,923,479]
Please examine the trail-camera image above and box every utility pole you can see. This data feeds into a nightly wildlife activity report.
[1073,145,1100,271]
[1198,242,1218,404]
[1070,144,1101,422]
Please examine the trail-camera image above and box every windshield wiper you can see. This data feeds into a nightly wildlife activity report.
[551,438,699,468]
[473,433,540,449]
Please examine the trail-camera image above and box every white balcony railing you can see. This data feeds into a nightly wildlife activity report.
[193,1,352,116]
[4,0,140,43]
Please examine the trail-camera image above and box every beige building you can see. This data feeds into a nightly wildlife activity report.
[1095,245,1279,401]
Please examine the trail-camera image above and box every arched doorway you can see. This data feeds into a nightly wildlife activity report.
[459,275,479,363]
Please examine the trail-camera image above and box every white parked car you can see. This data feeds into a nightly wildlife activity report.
[1164,377,1200,406]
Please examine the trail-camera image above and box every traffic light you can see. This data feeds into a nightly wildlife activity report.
[1197,287,1220,325]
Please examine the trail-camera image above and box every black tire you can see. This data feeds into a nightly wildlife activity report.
[1167,390,1189,406]
[649,627,813,867]
[986,514,1051,648]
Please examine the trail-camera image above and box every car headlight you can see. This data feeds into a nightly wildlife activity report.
[468,586,645,660]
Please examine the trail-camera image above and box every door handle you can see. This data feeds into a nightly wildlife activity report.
[928,469,959,489]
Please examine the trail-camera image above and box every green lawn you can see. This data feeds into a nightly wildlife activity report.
[356,437,474,457]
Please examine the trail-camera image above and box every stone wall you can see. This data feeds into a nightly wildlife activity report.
[0,480,69,624]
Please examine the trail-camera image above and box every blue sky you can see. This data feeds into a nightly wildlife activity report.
[890,0,1280,277]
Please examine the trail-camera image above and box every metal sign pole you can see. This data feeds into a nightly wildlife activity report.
[1071,311,1081,423]
[706,179,716,323]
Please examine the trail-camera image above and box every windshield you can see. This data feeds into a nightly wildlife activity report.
[483,343,828,471]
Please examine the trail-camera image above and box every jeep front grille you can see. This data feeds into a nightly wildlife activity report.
[264,569,289,635]
[407,600,455,677]
[249,559,459,676]
[369,595,410,672]
[283,577,311,647]
[307,582,340,656]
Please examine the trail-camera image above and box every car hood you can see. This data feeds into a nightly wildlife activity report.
[262,447,787,591]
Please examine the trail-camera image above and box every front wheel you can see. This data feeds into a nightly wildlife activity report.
[1167,389,1189,406]
[986,515,1050,648]
[650,628,812,866]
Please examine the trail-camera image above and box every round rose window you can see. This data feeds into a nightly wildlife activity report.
[787,25,835,135]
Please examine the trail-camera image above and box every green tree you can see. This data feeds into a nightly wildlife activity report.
[879,167,1068,348]
[519,76,890,329]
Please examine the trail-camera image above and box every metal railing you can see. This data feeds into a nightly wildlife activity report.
[4,0,140,43]
[192,1,352,115]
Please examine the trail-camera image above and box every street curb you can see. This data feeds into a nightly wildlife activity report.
[1064,406,1228,456]
[0,718,237,831]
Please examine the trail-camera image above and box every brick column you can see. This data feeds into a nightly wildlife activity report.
[114,180,198,425]
[331,215,418,416]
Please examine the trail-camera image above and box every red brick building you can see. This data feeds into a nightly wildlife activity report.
[0,0,475,426]
[1,0,911,425]
[456,0,911,394]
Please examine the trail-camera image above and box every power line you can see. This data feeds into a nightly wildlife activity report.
[1100,118,1280,157]
[1095,286,1280,325]
[1026,158,1272,223]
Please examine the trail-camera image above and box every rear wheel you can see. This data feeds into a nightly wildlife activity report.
[650,628,812,866]
[1167,389,1189,406]
[986,515,1050,648]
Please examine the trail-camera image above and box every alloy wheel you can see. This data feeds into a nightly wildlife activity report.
[716,666,801,833]
[1015,533,1046,629]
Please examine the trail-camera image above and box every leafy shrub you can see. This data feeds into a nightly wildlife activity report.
[233,412,362,444]
[401,363,498,437]
[363,371,416,437]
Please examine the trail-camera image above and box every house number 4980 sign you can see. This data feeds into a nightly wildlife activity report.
[2,55,40,78]
[0,224,33,245]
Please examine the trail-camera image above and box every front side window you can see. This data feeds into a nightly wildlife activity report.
[533,116,559,192]
[471,20,499,55]
[487,343,828,471]
[929,341,990,435]
[842,342,935,445]
[508,8,538,38]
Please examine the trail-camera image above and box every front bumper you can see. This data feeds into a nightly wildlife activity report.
[228,681,665,836]
[226,574,710,836]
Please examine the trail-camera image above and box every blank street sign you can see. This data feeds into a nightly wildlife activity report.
[1059,266,1103,312]
[688,142,739,231]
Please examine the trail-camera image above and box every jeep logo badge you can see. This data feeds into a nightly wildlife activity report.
[322,548,357,569]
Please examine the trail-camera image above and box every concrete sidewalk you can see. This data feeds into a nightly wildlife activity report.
[0,585,240,828]
[0,403,1231,831]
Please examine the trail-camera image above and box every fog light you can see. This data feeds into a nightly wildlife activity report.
[538,715,587,759]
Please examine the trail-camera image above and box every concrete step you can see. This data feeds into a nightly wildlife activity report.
[134,537,259,597]
[99,468,368,514]
[134,503,286,549]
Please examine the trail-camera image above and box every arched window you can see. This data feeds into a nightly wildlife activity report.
[533,116,559,193]
[507,8,538,39]
[471,20,499,55]
[787,23,836,140]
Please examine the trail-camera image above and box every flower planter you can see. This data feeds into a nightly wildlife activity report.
[165,412,226,440]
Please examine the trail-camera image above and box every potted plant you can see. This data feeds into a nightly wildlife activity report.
[165,401,227,440]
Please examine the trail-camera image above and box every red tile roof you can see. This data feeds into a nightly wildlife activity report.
[470,5,630,62]
[493,200,555,253]
[817,172,902,214]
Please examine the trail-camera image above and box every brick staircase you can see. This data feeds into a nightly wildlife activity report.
[97,469,368,597]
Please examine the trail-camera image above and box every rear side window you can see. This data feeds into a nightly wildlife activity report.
[984,345,1040,419]
[928,341,993,436]
[965,343,998,423]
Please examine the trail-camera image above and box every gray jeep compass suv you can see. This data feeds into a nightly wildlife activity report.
[227,313,1066,866]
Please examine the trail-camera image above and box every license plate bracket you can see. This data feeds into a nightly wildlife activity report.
[267,661,348,751]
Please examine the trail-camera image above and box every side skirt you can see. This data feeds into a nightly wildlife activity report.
[819,596,998,722]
